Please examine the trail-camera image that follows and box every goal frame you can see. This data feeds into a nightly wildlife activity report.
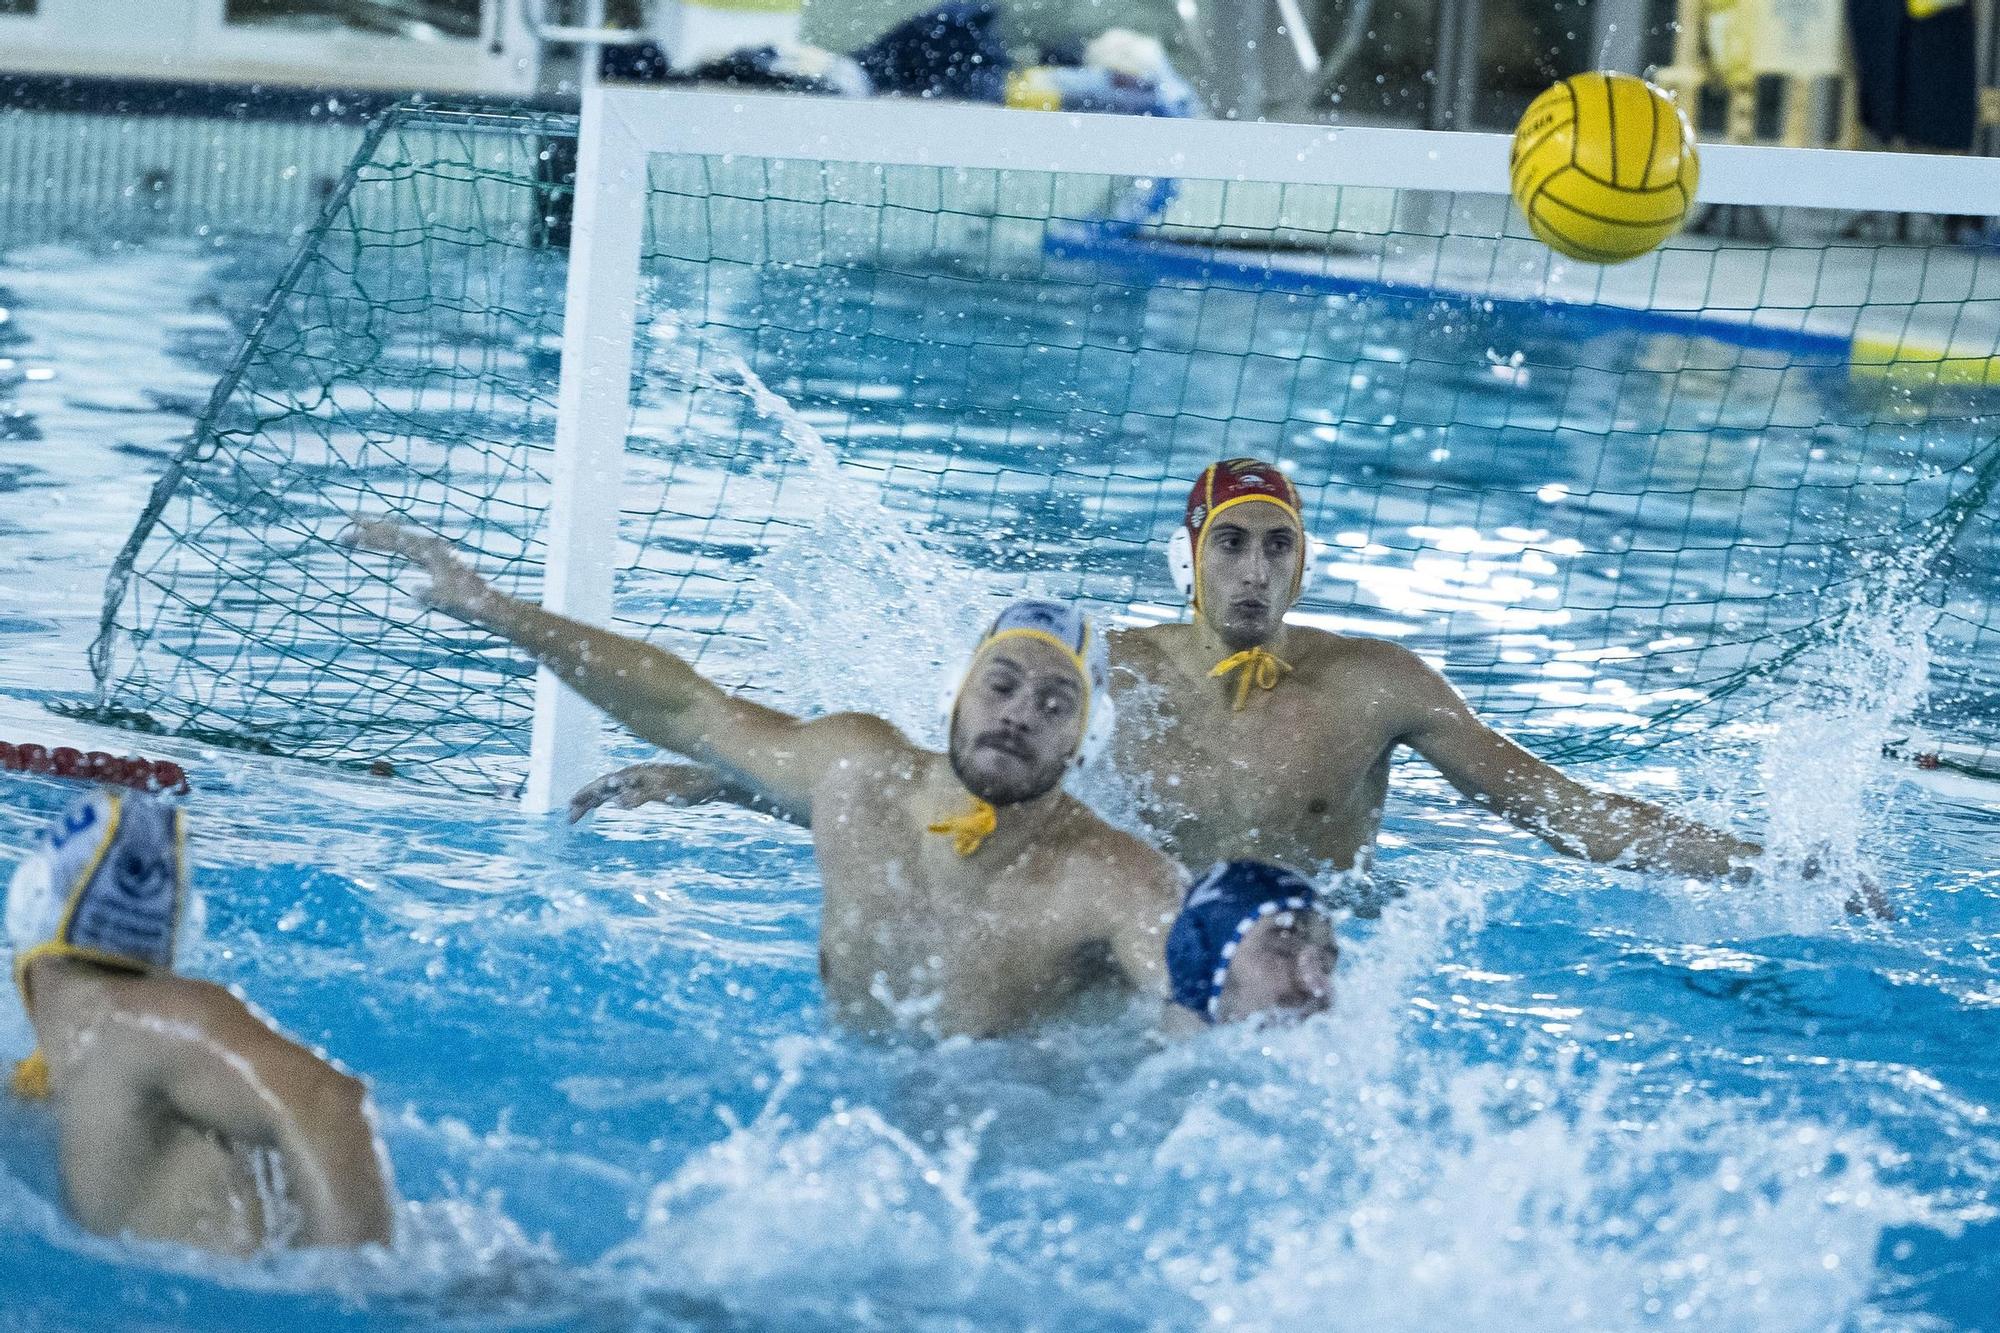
[528,82,2000,812]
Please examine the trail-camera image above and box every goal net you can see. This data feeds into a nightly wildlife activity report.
[81,91,2000,800]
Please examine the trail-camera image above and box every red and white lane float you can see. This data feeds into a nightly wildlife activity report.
[0,741,189,794]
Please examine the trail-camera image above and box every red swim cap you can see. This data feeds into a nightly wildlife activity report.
[1178,458,1305,613]
[1183,457,1302,546]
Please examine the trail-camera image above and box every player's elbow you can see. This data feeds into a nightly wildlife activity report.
[292,1065,371,1138]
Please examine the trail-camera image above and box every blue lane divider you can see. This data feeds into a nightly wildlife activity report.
[1044,223,1858,363]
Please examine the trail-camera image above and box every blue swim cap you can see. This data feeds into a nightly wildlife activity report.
[1166,860,1325,1021]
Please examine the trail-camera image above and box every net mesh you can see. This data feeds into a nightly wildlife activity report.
[82,99,2000,796]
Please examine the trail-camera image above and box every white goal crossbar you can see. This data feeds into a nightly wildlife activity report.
[524,84,2000,812]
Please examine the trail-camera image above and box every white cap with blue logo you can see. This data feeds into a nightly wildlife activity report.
[7,789,188,1097]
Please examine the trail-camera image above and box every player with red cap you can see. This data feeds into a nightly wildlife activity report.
[1106,455,1771,885]
[1165,458,1309,710]
[573,457,1884,916]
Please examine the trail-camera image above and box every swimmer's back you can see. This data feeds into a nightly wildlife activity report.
[35,961,394,1253]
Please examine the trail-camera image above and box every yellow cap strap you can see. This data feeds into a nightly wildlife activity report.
[927,798,998,857]
[11,1049,50,1100]
[1209,647,1294,710]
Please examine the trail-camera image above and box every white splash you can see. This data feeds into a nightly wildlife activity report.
[639,311,1007,744]
[595,1070,990,1318]
[1749,562,1933,927]
[1174,1063,1913,1332]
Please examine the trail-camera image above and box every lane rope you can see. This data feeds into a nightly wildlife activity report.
[0,742,189,794]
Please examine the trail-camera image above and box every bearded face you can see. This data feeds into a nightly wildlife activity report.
[945,639,1087,805]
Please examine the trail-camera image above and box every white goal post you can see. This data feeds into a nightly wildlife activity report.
[525,82,2000,813]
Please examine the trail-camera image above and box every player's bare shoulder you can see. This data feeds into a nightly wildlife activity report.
[1060,801,1183,911]
[1288,628,1427,685]
[1105,623,1174,682]
[81,970,283,1069]
[1314,634,1471,740]
[809,709,910,758]
[797,711,919,793]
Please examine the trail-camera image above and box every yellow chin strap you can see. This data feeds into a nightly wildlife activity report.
[11,1049,49,1099]
[927,797,998,858]
[12,944,52,1099]
[1210,646,1294,710]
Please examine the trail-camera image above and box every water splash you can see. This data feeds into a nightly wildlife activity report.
[1751,561,1933,926]
[1174,1060,1911,1332]
[0,1153,567,1316]
[639,311,1006,743]
[596,1038,990,1322]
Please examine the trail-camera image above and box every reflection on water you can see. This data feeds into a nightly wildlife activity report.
[0,240,1996,1329]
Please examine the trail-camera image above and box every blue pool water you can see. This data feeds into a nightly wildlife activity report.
[1,236,1998,1332]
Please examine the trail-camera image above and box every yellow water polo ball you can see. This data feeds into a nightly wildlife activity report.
[1509,72,1700,265]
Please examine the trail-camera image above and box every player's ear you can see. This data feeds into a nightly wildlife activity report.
[1287,534,1320,608]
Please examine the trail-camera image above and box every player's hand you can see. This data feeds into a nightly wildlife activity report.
[1843,872,1895,923]
[568,762,721,823]
[341,517,501,624]
[1797,852,1895,922]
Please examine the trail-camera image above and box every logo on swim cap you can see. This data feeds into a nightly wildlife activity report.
[977,599,1108,698]
[7,789,185,977]
[989,601,1079,644]
[1184,458,1301,539]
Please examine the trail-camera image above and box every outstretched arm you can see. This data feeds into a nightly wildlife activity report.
[345,518,901,822]
[1386,647,1759,880]
[569,760,795,826]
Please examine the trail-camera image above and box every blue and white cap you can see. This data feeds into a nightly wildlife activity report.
[8,789,190,1099]
[7,788,186,977]
[953,598,1115,766]
[1166,860,1327,1021]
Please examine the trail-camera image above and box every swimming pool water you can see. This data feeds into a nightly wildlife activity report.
[1,236,1998,1332]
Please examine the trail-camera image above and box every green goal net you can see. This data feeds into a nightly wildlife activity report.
[81,97,2000,797]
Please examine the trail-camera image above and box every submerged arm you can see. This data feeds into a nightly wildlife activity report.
[568,760,796,826]
[345,518,902,821]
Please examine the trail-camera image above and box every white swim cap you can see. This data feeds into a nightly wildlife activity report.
[7,789,186,976]
[8,789,190,1100]
[1085,29,1169,82]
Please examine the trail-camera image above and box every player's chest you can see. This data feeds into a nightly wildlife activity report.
[817,869,1090,1034]
[1133,693,1389,817]
[813,794,1063,939]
